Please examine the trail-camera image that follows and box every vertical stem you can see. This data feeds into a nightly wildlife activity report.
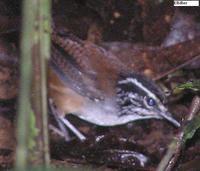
[32,0,51,166]
[16,0,51,169]
[15,0,34,169]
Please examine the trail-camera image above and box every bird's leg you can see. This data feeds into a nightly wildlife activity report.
[59,117,86,142]
[49,124,67,138]
[49,99,71,141]
[49,99,86,141]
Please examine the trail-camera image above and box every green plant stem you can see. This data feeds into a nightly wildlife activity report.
[15,0,34,169]
[16,0,51,169]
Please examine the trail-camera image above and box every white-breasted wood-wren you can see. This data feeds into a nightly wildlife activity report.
[49,31,180,141]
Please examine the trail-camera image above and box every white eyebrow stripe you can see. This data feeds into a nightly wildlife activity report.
[118,78,158,100]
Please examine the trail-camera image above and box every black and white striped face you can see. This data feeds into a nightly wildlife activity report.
[116,74,180,127]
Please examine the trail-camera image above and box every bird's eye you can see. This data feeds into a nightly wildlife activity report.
[146,97,156,106]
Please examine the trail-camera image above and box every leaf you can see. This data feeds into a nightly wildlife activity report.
[183,113,200,142]
[173,80,200,93]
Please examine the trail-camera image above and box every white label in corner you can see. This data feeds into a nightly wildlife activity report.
[174,0,199,6]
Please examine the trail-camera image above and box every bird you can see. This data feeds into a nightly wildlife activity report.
[48,30,180,141]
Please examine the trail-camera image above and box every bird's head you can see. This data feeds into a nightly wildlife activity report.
[116,73,180,127]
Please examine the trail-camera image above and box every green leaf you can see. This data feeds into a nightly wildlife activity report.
[174,80,200,93]
[183,113,200,143]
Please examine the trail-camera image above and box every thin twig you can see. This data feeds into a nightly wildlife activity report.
[157,96,200,171]
[154,55,200,81]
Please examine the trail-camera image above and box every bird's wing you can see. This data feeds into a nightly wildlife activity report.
[51,31,130,100]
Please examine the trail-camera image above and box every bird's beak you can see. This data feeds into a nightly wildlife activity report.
[160,111,180,127]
